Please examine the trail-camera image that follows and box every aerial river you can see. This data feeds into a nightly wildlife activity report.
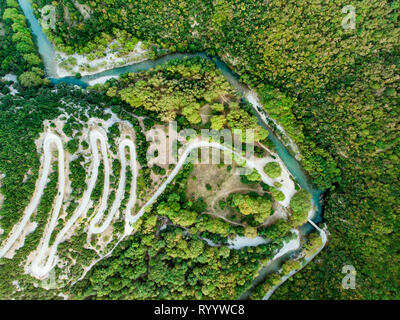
[16,0,326,297]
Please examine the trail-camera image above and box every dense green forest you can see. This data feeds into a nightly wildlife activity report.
[0,80,293,300]
[28,0,399,299]
[71,163,286,300]
[0,22,301,298]
[0,0,398,299]
[92,57,268,142]
[0,0,48,86]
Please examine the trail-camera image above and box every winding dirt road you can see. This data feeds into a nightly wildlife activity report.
[0,133,64,259]
[124,138,296,234]
[0,130,304,280]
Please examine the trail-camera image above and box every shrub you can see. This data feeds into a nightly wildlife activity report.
[264,162,282,178]
[289,190,312,227]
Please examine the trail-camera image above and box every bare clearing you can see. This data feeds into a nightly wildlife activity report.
[187,159,261,219]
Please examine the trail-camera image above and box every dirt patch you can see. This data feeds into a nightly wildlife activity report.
[186,157,262,220]
[146,125,170,171]
[200,104,212,125]
[73,1,92,20]
[262,202,289,227]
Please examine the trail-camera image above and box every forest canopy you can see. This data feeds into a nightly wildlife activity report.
[0,0,398,300]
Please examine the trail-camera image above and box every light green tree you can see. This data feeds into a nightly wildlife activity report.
[23,53,41,66]
[290,189,312,227]
[264,162,282,178]
[210,115,226,130]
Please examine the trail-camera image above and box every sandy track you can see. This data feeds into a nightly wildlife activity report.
[87,130,111,234]
[31,129,115,277]
[90,139,137,234]
[0,133,64,258]
[1,132,297,279]
[124,138,296,234]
